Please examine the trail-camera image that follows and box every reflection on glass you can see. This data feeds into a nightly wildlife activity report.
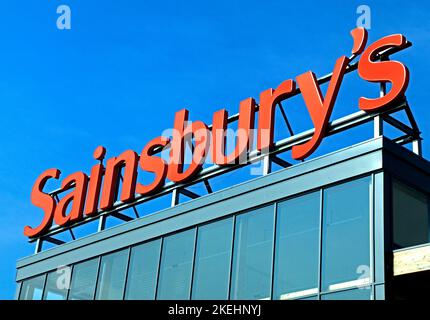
[230,205,274,300]
[95,249,129,300]
[68,258,99,300]
[43,269,69,300]
[125,239,161,300]
[393,181,430,249]
[157,229,196,300]
[321,288,372,300]
[192,218,234,299]
[299,295,318,300]
[19,274,46,300]
[274,192,320,300]
[322,177,371,291]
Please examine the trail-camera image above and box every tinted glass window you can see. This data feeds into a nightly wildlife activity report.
[322,177,371,291]
[95,249,129,300]
[125,239,161,300]
[43,269,69,300]
[68,258,99,300]
[274,192,320,300]
[192,218,234,300]
[157,229,196,300]
[299,295,318,300]
[393,181,430,249]
[321,288,372,300]
[19,274,45,300]
[230,205,274,300]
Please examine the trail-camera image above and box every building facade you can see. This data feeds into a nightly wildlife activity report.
[15,136,430,300]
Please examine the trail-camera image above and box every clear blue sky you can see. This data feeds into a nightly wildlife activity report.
[0,0,429,299]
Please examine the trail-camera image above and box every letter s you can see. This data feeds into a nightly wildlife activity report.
[136,136,170,195]
[358,34,409,111]
[24,168,61,238]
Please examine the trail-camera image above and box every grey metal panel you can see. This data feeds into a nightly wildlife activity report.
[16,137,386,281]
[375,284,385,300]
[383,150,430,195]
[382,138,430,175]
[14,281,22,300]
[373,171,386,284]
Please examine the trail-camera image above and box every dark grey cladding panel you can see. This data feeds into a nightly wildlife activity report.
[381,139,430,194]
[16,137,388,281]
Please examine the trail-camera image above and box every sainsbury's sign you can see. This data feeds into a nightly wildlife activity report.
[25,27,410,238]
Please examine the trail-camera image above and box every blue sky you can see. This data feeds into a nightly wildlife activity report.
[0,0,429,299]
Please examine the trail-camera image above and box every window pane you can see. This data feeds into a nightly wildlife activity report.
[95,249,129,300]
[299,295,318,300]
[230,205,274,300]
[68,258,99,300]
[274,192,320,300]
[43,269,69,300]
[192,218,234,300]
[125,239,161,300]
[322,177,371,291]
[393,181,430,249]
[321,288,372,300]
[19,274,45,300]
[157,229,196,300]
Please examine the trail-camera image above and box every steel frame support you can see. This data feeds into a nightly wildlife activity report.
[29,42,422,252]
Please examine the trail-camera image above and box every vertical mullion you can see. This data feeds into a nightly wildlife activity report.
[40,273,48,300]
[92,256,102,300]
[317,188,324,300]
[65,264,74,300]
[154,237,164,300]
[227,215,237,300]
[15,281,22,300]
[189,227,199,300]
[121,247,132,300]
[385,173,394,300]
[370,174,375,300]
[270,203,278,300]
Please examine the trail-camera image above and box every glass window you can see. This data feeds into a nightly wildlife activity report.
[68,258,99,300]
[322,177,371,291]
[19,274,45,300]
[43,269,69,300]
[125,239,161,300]
[192,218,234,300]
[95,249,129,300]
[299,295,318,300]
[157,229,196,300]
[230,205,275,300]
[393,181,430,249]
[274,192,320,300]
[321,288,372,300]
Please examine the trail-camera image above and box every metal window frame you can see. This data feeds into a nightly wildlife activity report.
[227,203,275,300]
[16,174,390,301]
[17,137,430,301]
[93,247,130,300]
[40,266,73,301]
[316,174,375,300]
[18,273,47,301]
[154,227,197,300]
[123,238,162,300]
[16,138,392,279]
[64,255,101,300]
[190,216,234,300]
